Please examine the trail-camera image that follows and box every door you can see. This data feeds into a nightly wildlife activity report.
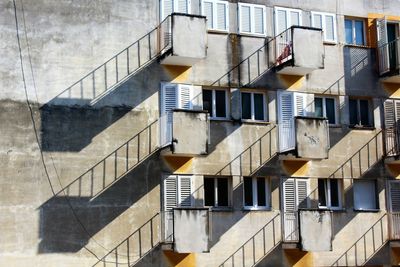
[278,91,295,152]
[282,178,309,242]
[377,17,390,75]
[387,23,398,70]
[384,99,400,156]
[388,180,400,239]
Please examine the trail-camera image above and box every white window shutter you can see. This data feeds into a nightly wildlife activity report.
[216,2,227,30]
[283,178,296,212]
[203,1,213,29]
[178,84,192,109]
[278,91,295,152]
[161,83,178,115]
[276,9,287,34]
[162,0,173,19]
[377,17,390,75]
[389,181,400,212]
[325,15,335,41]
[240,5,251,33]
[294,92,307,116]
[384,99,395,128]
[296,179,309,209]
[178,176,192,207]
[254,7,264,34]
[177,0,188,13]
[164,175,178,211]
[313,14,322,29]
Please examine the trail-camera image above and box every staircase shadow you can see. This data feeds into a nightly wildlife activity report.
[38,151,161,253]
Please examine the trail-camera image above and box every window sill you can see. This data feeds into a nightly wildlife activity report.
[323,41,337,45]
[242,207,272,211]
[210,117,233,122]
[241,120,271,125]
[343,43,370,49]
[207,29,229,35]
[208,207,233,212]
[353,208,380,212]
[348,125,375,131]
[317,208,346,212]
[238,32,267,38]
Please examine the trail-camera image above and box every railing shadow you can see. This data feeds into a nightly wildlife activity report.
[92,213,160,267]
[328,131,384,179]
[215,125,277,177]
[219,214,281,267]
[331,214,388,267]
[47,16,171,107]
[58,120,158,201]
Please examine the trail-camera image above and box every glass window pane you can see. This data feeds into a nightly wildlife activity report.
[216,3,227,30]
[244,177,253,206]
[204,178,215,206]
[355,20,364,45]
[290,11,300,26]
[254,93,264,120]
[277,10,287,34]
[217,178,229,206]
[215,90,226,118]
[354,180,377,210]
[314,97,323,117]
[202,90,213,116]
[204,1,213,29]
[325,15,335,41]
[313,14,322,29]
[241,92,251,119]
[345,19,353,44]
[330,179,339,207]
[241,5,251,32]
[325,98,336,124]
[349,99,358,125]
[359,100,369,126]
[318,179,327,207]
[257,178,266,206]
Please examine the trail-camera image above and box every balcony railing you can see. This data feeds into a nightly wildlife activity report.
[389,212,400,240]
[384,121,400,157]
[378,38,400,76]
[282,211,299,242]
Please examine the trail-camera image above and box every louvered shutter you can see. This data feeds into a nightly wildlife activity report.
[177,0,188,13]
[240,5,251,33]
[254,7,264,34]
[296,179,308,209]
[216,2,227,31]
[377,17,390,75]
[282,178,298,241]
[384,100,395,129]
[325,15,335,41]
[161,84,178,115]
[294,92,307,116]
[162,0,173,19]
[203,1,213,29]
[276,9,287,34]
[178,176,192,207]
[177,84,192,109]
[164,175,178,211]
[389,181,400,212]
[283,178,296,212]
[290,11,300,26]
[278,91,295,152]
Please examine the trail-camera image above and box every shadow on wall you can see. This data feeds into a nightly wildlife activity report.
[38,152,161,253]
[40,60,162,152]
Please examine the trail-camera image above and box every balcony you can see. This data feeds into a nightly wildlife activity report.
[378,38,400,83]
[279,116,330,159]
[389,212,400,240]
[160,14,207,66]
[162,208,210,253]
[160,109,209,156]
[274,26,324,76]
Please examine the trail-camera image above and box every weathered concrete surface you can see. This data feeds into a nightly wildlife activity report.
[300,210,332,252]
[295,117,329,159]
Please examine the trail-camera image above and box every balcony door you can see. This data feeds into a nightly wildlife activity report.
[388,180,400,239]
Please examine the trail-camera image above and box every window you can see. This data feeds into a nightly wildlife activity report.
[160,0,191,20]
[349,98,372,127]
[201,0,229,31]
[318,179,342,210]
[202,89,229,119]
[314,96,337,124]
[241,91,266,121]
[274,6,302,35]
[311,11,337,42]
[345,18,366,45]
[353,180,378,211]
[243,177,270,209]
[164,175,193,211]
[204,177,231,208]
[238,3,266,36]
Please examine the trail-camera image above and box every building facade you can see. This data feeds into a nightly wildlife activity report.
[2,0,400,266]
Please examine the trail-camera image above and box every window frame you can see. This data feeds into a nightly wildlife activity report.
[201,0,229,32]
[241,91,267,122]
[314,96,338,125]
[274,6,303,35]
[353,179,379,211]
[311,11,337,43]
[160,0,192,20]
[238,2,267,36]
[202,88,230,120]
[349,98,373,128]
[203,176,232,208]
[318,178,343,210]
[344,17,367,46]
[243,177,271,210]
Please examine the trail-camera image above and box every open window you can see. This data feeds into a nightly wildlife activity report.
[243,177,270,210]
[161,0,191,20]
[238,3,266,36]
[204,176,232,208]
[318,179,342,210]
[201,0,229,31]
[376,17,400,75]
